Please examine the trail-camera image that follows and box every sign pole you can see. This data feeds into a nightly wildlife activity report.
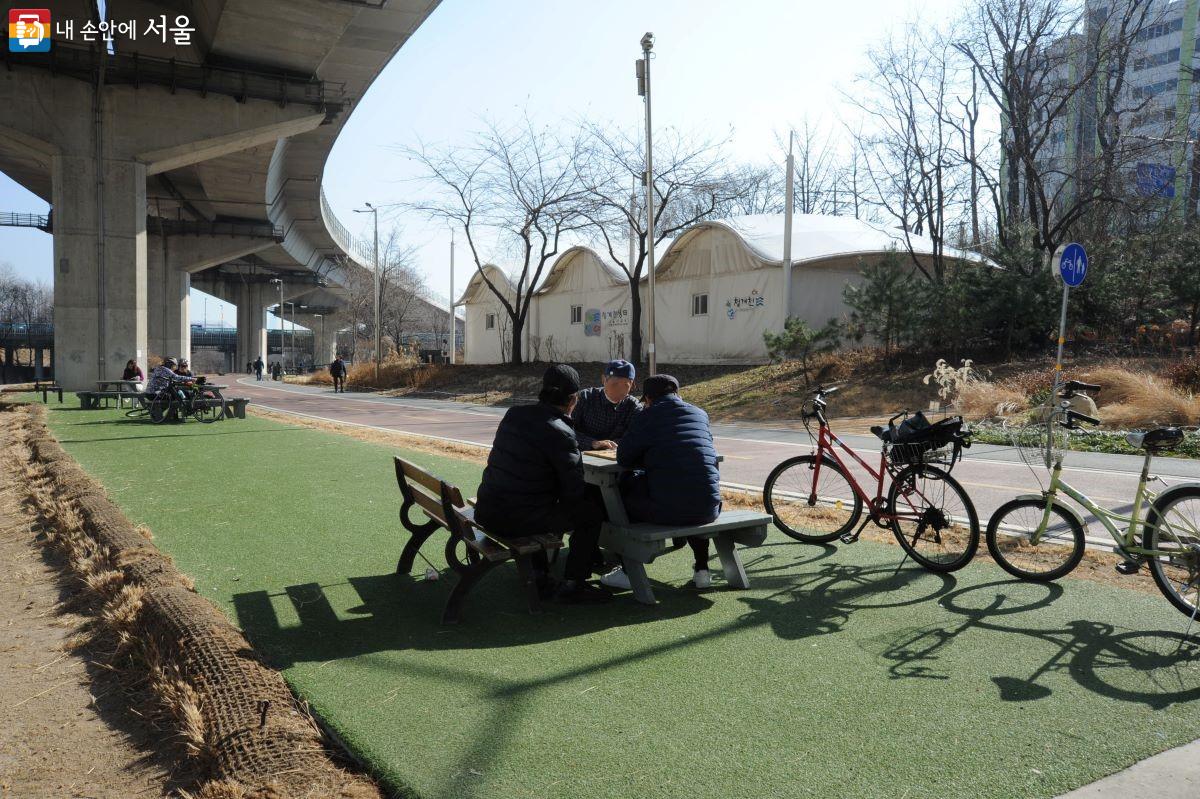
[1051,282,1070,400]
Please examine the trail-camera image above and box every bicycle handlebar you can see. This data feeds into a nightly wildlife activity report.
[888,410,907,427]
[811,385,839,397]
[1059,379,1100,395]
[1061,409,1100,428]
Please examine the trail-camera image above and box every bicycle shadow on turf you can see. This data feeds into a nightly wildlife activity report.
[864,579,1200,709]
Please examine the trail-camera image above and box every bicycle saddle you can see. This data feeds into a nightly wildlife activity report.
[1125,427,1185,452]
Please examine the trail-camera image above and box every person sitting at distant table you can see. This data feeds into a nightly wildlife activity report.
[570,359,640,451]
[121,359,144,383]
[174,359,194,377]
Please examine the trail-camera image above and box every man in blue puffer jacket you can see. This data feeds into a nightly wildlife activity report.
[604,374,722,590]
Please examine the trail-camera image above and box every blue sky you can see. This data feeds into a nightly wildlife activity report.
[0,0,961,329]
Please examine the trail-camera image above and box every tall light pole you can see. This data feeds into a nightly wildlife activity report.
[782,130,795,330]
[354,203,382,381]
[270,278,283,371]
[314,313,325,364]
[637,32,657,373]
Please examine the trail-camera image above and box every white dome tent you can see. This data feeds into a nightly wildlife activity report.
[456,214,988,365]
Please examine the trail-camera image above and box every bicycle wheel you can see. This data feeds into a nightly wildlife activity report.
[985,498,1085,581]
[888,464,980,572]
[192,395,225,424]
[763,455,862,543]
[1144,487,1200,618]
[148,396,172,424]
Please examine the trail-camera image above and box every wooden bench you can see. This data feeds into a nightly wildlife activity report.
[599,511,772,605]
[393,456,562,624]
[33,381,62,403]
[222,397,251,419]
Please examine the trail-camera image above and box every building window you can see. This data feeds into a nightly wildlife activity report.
[692,293,709,317]
[485,313,495,330]
[570,305,583,324]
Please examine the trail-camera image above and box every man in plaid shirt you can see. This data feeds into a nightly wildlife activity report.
[570,359,640,450]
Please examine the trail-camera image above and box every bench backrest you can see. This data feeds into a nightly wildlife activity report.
[393,456,465,530]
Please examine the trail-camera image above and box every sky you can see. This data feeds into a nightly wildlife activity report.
[0,0,964,330]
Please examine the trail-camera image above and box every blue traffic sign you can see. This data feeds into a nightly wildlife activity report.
[1057,242,1088,287]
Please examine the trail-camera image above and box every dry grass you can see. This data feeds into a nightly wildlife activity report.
[0,401,384,799]
[958,381,1029,420]
[1077,366,1200,427]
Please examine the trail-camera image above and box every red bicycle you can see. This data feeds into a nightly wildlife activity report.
[762,386,980,573]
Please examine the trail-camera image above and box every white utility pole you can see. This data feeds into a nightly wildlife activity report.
[449,228,456,364]
[782,130,795,331]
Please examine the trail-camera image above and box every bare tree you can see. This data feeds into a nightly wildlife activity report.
[576,124,749,364]
[954,0,1160,254]
[375,228,427,357]
[404,117,588,364]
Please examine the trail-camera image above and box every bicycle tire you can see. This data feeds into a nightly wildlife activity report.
[887,464,980,572]
[1144,486,1200,618]
[763,455,863,543]
[985,497,1085,581]
[193,395,225,424]
[148,396,172,424]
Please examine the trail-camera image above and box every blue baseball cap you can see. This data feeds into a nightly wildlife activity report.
[604,359,636,380]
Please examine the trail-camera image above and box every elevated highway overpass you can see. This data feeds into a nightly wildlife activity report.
[0,0,440,389]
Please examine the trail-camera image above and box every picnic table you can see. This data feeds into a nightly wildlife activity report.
[582,452,771,605]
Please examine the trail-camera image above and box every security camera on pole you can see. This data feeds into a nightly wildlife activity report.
[636,32,657,374]
[1050,242,1088,398]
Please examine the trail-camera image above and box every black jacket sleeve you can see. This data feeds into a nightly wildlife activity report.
[616,407,652,468]
[549,426,586,500]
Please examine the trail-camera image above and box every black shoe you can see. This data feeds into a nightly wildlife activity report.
[553,580,613,604]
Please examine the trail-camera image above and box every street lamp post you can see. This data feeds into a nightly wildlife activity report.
[314,313,325,364]
[353,203,381,381]
[637,32,657,374]
[270,278,283,373]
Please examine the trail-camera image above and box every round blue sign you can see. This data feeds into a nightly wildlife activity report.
[1057,242,1088,287]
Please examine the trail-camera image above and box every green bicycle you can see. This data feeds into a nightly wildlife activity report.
[986,379,1200,618]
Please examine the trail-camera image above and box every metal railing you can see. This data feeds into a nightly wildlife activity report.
[155,218,283,240]
[0,212,50,230]
[320,186,377,267]
[3,43,344,113]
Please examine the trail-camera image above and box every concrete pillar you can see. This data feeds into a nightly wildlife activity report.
[235,283,268,368]
[292,312,341,367]
[147,233,191,363]
[52,155,148,390]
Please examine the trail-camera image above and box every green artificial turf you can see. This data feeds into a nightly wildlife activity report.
[33,400,1200,799]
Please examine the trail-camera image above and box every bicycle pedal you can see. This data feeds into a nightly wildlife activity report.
[839,532,860,545]
[1115,559,1141,576]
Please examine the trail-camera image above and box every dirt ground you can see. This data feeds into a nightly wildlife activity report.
[0,491,174,797]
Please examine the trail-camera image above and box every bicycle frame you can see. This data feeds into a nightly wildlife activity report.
[1031,452,1200,559]
[811,421,926,523]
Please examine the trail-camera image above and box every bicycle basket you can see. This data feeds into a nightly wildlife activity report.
[881,412,967,468]
[1004,407,1069,470]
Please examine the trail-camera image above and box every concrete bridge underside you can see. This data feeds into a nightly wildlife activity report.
[0,0,439,389]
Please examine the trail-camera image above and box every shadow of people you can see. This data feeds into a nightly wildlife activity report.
[232,564,716,669]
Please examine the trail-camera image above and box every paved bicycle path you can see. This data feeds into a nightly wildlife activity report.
[231,377,1200,534]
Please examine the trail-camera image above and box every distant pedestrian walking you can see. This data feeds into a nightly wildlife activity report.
[271,361,283,381]
[246,361,253,374]
[254,356,264,381]
[330,355,347,393]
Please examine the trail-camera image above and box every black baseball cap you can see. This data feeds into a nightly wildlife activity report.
[540,363,581,404]
[641,374,680,402]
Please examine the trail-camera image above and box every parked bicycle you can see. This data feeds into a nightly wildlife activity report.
[986,379,1200,618]
[147,376,225,424]
[763,386,980,573]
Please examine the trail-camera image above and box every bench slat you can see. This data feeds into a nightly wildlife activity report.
[607,510,772,542]
[411,488,449,526]
[397,457,443,495]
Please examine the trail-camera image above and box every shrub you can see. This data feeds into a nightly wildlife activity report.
[1165,356,1200,393]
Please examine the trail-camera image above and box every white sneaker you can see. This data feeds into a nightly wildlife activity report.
[692,569,712,589]
[600,567,631,590]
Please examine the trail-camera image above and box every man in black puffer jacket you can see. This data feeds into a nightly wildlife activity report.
[475,364,611,604]
[607,374,721,590]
